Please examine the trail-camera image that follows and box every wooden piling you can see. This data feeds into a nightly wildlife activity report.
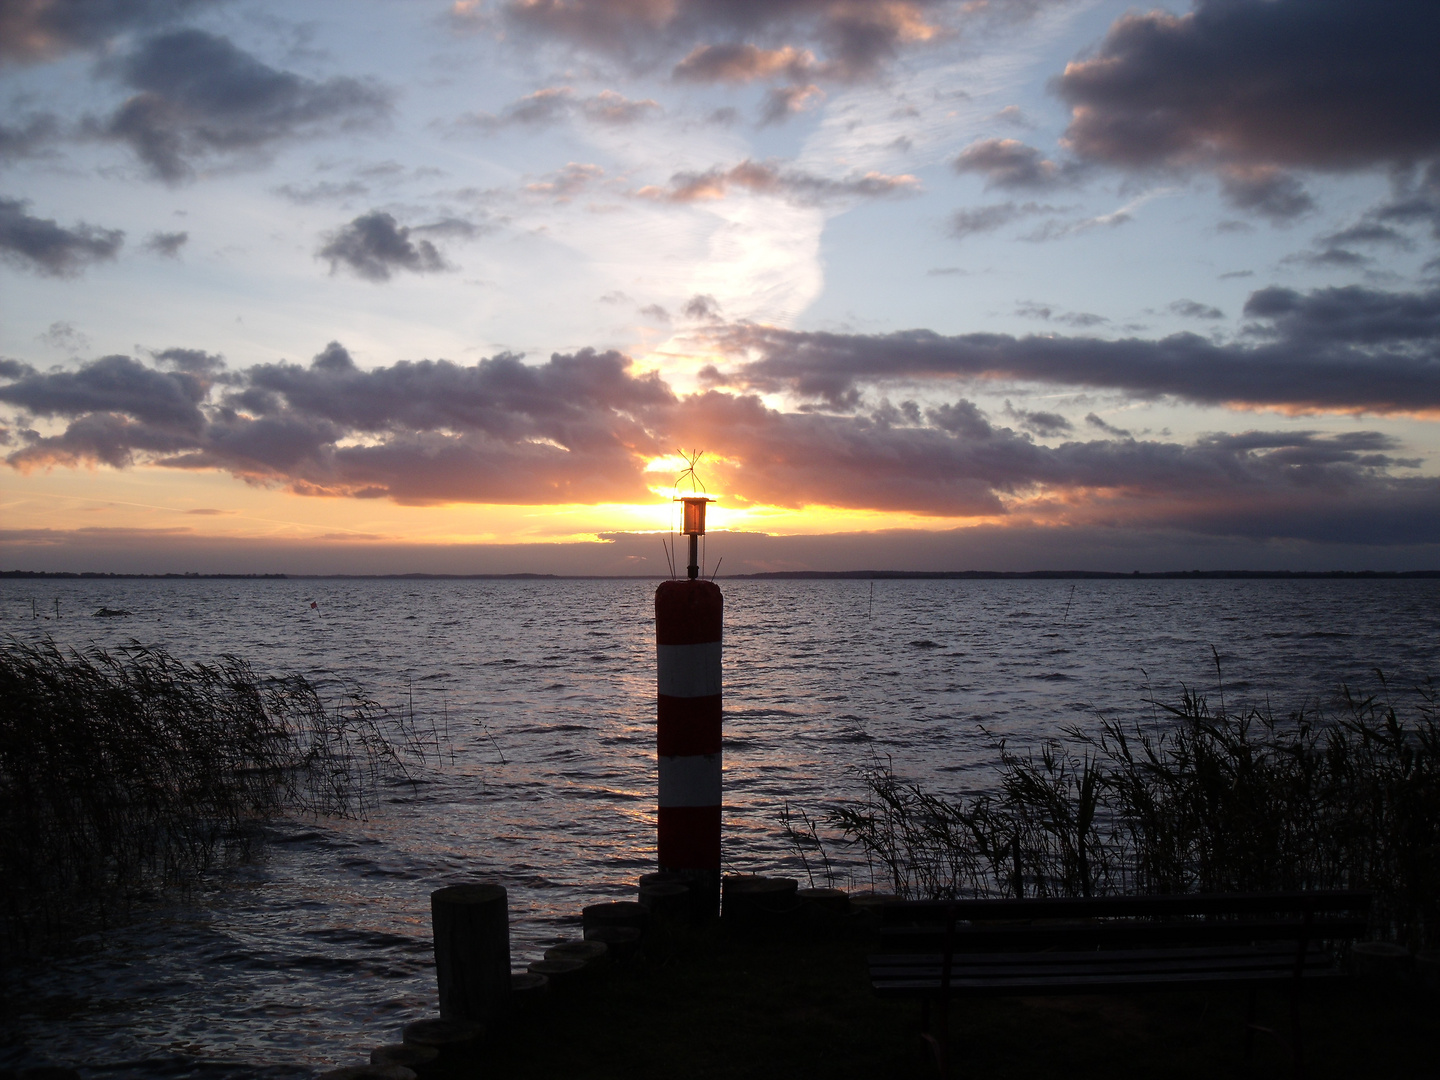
[431,884,511,1024]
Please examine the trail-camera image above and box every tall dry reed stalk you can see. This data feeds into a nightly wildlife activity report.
[825,672,1440,947]
[0,637,430,952]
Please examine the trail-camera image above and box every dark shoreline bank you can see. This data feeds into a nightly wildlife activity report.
[4,569,1439,581]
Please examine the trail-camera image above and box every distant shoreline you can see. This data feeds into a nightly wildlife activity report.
[3,569,1438,581]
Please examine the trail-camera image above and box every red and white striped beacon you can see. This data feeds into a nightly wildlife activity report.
[655,463,722,915]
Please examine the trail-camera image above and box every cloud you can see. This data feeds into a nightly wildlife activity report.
[1085,412,1131,438]
[673,43,815,83]
[152,346,226,375]
[0,353,210,429]
[457,87,661,133]
[318,212,451,282]
[1169,299,1223,320]
[949,201,1052,239]
[0,111,61,160]
[1016,301,1108,327]
[39,321,89,352]
[1003,400,1072,438]
[1057,0,1440,175]
[1,338,1436,544]
[705,282,1440,414]
[760,83,825,125]
[525,162,605,200]
[0,0,213,65]
[144,229,188,257]
[0,196,123,277]
[637,159,918,206]
[682,294,722,321]
[952,138,1081,190]
[499,0,950,80]
[1319,222,1415,251]
[274,179,370,204]
[1217,166,1313,221]
[96,30,391,182]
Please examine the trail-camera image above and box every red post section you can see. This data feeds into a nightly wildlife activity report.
[655,578,723,915]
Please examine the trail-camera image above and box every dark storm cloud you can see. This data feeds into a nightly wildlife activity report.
[1056,0,1440,174]
[97,29,391,182]
[2,343,676,505]
[952,139,1081,190]
[637,159,917,205]
[152,346,225,375]
[1217,167,1313,221]
[456,87,661,132]
[0,353,208,428]
[0,196,123,276]
[1240,285,1440,347]
[706,283,1440,413]
[1,336,1435,543]
[318,211,450,282]
[1086,413,1131,438]
[0,0,215,64]
[1003,400,1072,438]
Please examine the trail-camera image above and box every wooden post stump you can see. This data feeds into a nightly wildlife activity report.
[316,1066,417,1080]
[528,957,588,996]
[584,924,642,961]
[722,876,798,931]
[511,970,550,1006]
[401,1018,484,1065]
[582,900,648,937]
[370,1044,438,1071]
[638,881,692,927]
[545,940,610,968]
[431,883,511,1024]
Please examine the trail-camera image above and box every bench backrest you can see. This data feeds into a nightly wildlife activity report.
[878,891,1372,954]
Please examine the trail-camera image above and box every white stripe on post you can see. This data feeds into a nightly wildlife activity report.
[656,642,723,698]
[658,754,723,807]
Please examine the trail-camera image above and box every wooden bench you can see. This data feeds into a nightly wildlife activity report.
[869,891,1372,1078]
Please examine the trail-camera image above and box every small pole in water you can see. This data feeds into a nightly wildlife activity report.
[868,581,874,618]
[54,597,60,620]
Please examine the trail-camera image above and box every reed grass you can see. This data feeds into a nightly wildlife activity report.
[823,670,1440,947]
[0,637,429,952]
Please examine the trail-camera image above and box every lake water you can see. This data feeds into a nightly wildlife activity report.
[2,576,1437,1076]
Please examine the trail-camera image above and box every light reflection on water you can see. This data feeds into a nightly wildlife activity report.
[1,577,1437,1076]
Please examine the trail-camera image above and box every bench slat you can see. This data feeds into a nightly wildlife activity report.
[879,917,1367,953]
[881,891,1371,925]
[871,942,1328,970]
[872,966,1344,998]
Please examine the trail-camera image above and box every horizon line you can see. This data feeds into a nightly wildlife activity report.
[4,569,1439,582]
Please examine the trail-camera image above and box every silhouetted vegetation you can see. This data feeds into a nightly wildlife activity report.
[825,671,1440,947]
[0,638,428,952]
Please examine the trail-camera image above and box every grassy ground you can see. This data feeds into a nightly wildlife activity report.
[428,924,1439,1080]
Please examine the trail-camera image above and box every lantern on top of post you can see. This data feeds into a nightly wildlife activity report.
[654,452,723,917]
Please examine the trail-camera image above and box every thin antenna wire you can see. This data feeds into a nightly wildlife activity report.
[675,449,707,494]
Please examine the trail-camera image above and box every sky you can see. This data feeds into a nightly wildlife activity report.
[1,0,1438,575]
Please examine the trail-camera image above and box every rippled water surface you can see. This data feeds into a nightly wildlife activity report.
[2,576,1437,1076]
